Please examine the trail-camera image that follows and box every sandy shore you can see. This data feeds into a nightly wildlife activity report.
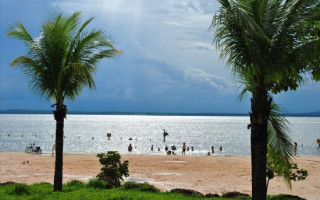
[0,153,319,199]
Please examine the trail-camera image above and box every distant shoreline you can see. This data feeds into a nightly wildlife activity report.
[0,109,320,117]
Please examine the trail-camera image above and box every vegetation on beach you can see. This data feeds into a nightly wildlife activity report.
[210,0,320,199]
[0,181,306,200]
[7,12,121,191]
[97,151,129,188]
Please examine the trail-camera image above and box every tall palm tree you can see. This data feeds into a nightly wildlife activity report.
[240,83,294,189]
[210,0,320,199]
[7,12,121,191]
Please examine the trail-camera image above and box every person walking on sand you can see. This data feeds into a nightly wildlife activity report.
[182,143,186,155]
[52,144,56,156]
[294,142,298,156]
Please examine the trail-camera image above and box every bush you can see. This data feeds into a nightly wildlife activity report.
[65,180,86,189]
[122,181,140,190]
[139,183,160,193]
[97,151,129,188]
[122,182,160,193]
[87,178,108,189]
[268,194,306,200]
[10,184,30,196]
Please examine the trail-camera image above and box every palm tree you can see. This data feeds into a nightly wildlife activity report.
[7,12,121,191]
[210,0,320,199]
[240,83,294,189]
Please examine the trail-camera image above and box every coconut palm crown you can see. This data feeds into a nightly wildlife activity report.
[210,0,320,199]
[7,12,121,191]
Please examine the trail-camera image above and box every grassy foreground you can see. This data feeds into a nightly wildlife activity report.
[0,181,301,200]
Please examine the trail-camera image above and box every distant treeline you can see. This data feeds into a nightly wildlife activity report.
[0,109,319,117]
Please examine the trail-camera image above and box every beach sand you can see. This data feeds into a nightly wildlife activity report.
[0,153,319,199]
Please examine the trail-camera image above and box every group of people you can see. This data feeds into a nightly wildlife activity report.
[128,129,226,155]
[211,146,223,154]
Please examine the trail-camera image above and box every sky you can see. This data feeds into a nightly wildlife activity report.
[0,0,319,113]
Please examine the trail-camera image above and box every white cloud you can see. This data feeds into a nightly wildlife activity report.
[185,68,235,93]
[50,0,237,101]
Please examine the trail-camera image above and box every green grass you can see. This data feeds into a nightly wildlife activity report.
[0,181,303,200]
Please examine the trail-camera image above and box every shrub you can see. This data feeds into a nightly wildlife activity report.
[97,151,129,188]
[122,182,160,193]
[10,184,30,196]
[122,181,140,190]
[139,183,160,193]
[65,180,86,189]
[87,178,108,189]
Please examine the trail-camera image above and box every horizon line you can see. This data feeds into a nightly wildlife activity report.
[0,109,319,117]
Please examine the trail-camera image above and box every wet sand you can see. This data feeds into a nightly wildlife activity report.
[0,153,319,199]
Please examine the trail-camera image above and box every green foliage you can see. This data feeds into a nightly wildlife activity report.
[211,1,319,198]
[266,102,308,190]
[65,180,86,189]
[7,12,121,109]
[9,184,30,196]
[210,0,320,93]
[267,102,294,188]
[97,151,129,188]
[289,163,308,181]
[87,178,108,189]
[0,182,308,200]
[267,162,308,191]
[122,182,160,193]
[6,11,122,192]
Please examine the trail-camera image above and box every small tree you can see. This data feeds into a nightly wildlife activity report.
[97,151,129,188]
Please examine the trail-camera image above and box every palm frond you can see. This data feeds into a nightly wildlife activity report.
[267,102,294,188]
[7,12,121,108]
[210,0,319,92]
[7,22,33,43]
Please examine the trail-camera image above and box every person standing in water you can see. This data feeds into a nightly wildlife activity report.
[182,143,186,155]
[163,129,169,142]
[294,142,298,156]
[128,144,133,152]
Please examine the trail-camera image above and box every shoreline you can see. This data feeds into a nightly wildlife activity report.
[0,153,319,199]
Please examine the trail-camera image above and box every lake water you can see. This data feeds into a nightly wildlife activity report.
[0,114,319,156]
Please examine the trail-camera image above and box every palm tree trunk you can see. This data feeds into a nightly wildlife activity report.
[53,107,66,191]
[251,84,271,200]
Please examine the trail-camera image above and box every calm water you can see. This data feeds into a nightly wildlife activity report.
[0,114,319,156]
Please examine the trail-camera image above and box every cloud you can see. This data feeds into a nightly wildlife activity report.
[3,0,319,113]
[185,68,234,92]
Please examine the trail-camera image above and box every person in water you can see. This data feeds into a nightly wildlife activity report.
[165,146,168,151]
[151,145,154,151]
[219,146,223,151]
[163,129,169,142]
[128,144,133,152]
[211,146,214,154]
[182,143,186,155]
